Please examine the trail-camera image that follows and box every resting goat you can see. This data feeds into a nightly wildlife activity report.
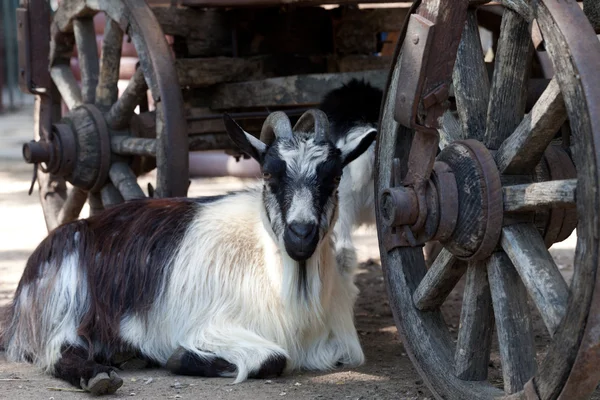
[320,79,383,276]
[0,110,375,395]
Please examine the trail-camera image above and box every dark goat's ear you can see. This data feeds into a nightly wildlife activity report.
[223,114,267,163]
[339,127,377,167]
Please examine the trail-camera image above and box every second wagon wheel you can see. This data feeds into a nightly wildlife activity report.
[375,0,600,399]
[23,0,187,232]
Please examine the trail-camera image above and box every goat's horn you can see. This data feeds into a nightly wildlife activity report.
[260,111,293,145]
[293,109,330,141]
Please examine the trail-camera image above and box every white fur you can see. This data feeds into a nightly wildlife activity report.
[334,126,377,276]
[6,253,89,372]
[6,188,364,383]
[119,190,363,383]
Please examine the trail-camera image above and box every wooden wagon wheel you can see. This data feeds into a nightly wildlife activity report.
[375,0,600,399]
[23,0,187,232]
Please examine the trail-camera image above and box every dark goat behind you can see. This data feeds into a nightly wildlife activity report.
[319,79,383,143]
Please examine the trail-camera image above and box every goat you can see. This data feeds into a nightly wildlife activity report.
[0,109,375,395]
[319,79,383,276]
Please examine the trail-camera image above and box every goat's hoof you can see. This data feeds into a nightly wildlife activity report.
[165,347,186,372]
[251,354,287,379]
[119,357,149,370]
[81,371,123,395]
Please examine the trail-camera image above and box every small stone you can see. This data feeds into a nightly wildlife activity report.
[130,393,136,396]
[265,380,273,384]
[294,382,302,386]
[131,378,137,382]
[143,378,153,384]
[279,392,287,396]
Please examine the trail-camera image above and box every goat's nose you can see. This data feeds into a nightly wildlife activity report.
[288,223,317,239]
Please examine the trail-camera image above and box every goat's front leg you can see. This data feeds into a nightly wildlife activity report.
[166,327,289,383]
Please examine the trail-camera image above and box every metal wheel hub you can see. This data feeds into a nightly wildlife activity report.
[22,104,112,192]
[381,138,503,261]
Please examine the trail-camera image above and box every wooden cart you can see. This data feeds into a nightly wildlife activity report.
[15,0,600,398]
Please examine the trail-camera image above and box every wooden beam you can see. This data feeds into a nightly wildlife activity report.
[484,9,533,150]
[488,251,537,394]
[495,78,566,174]
[210,70,387,110]
[455,262,494,381]
[503,179,576,212]
[501,224,569,335]
[413,248,467,311]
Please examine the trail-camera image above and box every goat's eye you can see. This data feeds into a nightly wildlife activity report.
[263,172,272,180]
[334,175,342,184]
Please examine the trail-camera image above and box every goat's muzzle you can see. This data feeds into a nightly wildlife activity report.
[284,222,319,261]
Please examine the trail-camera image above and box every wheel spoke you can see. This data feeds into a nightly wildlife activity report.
[88,191,104,217]
[484,9,533,149]
[57,187,88,225]
[96,17,123,108]
[503,179,576,212]
[111,136,157,157]
[100,182,125,208]
[109,161,146,201]
[74,17,100,104]
[501,224,569,335]
[455,262,494,381]
[36,170,68,231]
[438,110,461,150]
[106,68,148,129]
[413,248,467,311]
[452,10,489,141]
[495,78,567,174]
[50,64,83,110]
[487,251,537,394]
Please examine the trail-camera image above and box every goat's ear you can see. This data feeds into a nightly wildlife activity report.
[223,114,267,162]
[339,127,377,167]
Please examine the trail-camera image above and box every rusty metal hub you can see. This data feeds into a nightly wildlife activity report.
[381,139,503,261]
[380,138,578,259]
[23,104,112,192]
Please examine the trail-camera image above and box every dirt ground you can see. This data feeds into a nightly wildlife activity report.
[0,106,595,400]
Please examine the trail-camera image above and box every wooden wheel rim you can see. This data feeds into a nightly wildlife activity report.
[375,1,600,399]
[36,0,188,232]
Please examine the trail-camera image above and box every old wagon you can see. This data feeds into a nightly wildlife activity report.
[14,0,600,398]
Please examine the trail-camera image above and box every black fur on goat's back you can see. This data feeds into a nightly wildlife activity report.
[319,79,383,143]
[6,198,200,350]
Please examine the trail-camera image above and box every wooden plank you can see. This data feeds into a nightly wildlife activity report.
[333,8,410,54]
[176,58,267,87]
[452,10,490,141]
[503,179,576,212]
[484,9,533,150]
[413,248,467,311]
[454,262,494,381]
[332,55,392,73]
[151,7,231,56]
[487,251,537,394]
[210,70,387,110]
[501,224,569,335]
[495,78,567,174]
